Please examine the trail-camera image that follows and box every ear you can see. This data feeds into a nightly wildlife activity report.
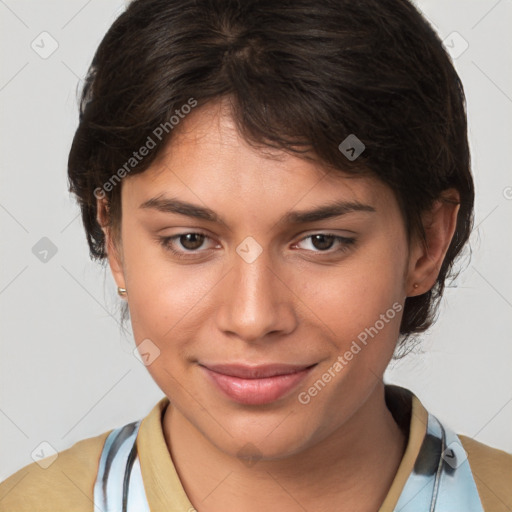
[96,198,126,292]
[405,189,461,297]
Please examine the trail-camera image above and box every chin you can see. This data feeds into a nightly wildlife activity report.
[220,433,313,465]
[203,410,321,463]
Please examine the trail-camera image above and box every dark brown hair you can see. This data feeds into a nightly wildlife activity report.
[67,0,474,349]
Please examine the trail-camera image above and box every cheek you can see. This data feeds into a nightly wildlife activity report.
[120,235,207,343]
[302,240,407,344]
[123,248,217,393]
[127,272,214,346]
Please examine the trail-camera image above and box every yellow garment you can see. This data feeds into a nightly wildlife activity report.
[1,393,511,511]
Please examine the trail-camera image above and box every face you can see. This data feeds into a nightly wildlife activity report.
[104,99,416,460]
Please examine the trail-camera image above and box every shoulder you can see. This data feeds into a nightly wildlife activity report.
[0,429,112,512]
[459,434,512,512]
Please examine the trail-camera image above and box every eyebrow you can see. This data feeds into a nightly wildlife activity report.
[139,195,376,225]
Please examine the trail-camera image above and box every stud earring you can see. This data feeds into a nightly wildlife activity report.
[413,283,419,289]
[117,287,128,297]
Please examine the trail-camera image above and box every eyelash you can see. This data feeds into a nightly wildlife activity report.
[157,232,356,260]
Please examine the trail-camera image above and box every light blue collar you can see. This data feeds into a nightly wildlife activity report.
[94,408,484,511]
[395,411,483,511]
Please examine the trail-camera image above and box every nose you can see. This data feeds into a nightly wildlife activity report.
[216,247,298,343]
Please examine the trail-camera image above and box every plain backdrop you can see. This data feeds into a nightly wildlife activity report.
[1,0,511,480]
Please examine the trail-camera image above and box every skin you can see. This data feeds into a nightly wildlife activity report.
[98,98,460,512]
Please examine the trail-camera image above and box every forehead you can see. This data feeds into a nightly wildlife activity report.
[121,100,396,219]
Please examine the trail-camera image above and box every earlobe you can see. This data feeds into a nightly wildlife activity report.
[96,198,126,293]
[406,189,461,297]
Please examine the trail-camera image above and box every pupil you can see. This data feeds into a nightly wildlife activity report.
[312,234,334,250]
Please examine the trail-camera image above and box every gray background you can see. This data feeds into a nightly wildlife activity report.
[1,0,511,480]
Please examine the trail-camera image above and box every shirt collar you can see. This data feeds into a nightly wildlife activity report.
[136,385,429,511]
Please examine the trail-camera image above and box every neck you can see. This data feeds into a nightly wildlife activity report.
[163,383,406,512]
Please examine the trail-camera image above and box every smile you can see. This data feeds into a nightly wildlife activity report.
[199,363,317,405]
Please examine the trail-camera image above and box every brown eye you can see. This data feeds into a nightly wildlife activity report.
[178,233,206,251]
[294,233,356,255]
[310,234,336,251]
[158,232,218,260]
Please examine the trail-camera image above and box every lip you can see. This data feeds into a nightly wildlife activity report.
[199,363,316,405]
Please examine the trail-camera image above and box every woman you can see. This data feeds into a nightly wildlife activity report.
[1,0,510,510]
